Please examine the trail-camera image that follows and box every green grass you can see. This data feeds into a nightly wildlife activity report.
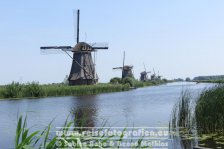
[15,115,152,149]
[0,82,130,99]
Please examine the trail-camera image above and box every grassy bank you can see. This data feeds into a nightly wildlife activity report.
[0,77,167,99]
[0,82,130,99]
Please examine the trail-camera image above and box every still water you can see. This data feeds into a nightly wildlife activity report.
[0,82,213,148]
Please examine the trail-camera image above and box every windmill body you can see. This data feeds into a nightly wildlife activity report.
[122,66,134,78]
[68,42,98,85]
[40,10,108,85]
[113,65,134,79]
[140,71,150,81]
[140,64,150,81]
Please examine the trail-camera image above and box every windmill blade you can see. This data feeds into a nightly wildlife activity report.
[143,63,146,72]
[153,68,156,75]
[73,9,80,44]
[122,51,125,78]
[40,46,73,49]
[89,42,109,50]
[40,46,73,55]
[113,67,123,69]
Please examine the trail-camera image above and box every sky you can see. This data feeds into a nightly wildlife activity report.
[0,0,224,85]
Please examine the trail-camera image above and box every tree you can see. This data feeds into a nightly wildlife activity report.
[185,77,191,82]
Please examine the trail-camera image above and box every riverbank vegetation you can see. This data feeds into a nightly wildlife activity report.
[15,115,150,149]
[0,81,130,99]
[195,85,224,134]
[193,75,224,81]
[0,77,168,99]
[193,75,224,83]
[170,85,224,148]
[109,77,167,88]
[193,80,224,83]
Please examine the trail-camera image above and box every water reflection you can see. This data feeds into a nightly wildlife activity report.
[71,95,98,128]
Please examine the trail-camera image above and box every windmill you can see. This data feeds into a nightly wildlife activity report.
[113,51,134,79]
[140,64,151,81]
[157,71,162,80]
[40,9,108,85]
[151,68,156,80]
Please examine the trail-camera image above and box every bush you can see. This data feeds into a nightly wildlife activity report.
[121,77,135,87]
[110,77,121,84]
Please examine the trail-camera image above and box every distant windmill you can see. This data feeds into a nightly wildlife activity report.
[140,64,151,81]
[157,71,162,80]
[113,51,134,79]
[151,68,156,80]
[40,9,108,85]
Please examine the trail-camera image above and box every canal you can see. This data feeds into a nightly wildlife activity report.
[0,82,213,148]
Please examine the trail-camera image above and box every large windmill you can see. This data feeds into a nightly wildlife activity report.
[40,10,108,85]
[140,64,151,81]
[113,51,134,79]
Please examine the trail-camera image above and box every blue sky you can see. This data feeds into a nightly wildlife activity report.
[0,0,224,85]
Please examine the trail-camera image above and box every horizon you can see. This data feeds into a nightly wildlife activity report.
[1,0,224,85]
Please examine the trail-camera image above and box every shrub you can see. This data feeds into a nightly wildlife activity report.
[110,77,121,84]
[121,77,135,87]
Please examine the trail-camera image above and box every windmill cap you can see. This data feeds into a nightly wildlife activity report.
[73,42,94,52]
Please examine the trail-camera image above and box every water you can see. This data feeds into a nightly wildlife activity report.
[0,82,213,148]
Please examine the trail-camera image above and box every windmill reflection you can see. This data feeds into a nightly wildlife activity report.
[71,95,98,129]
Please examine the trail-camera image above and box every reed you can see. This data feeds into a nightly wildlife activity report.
[14,115,152,149]
[0,87,5,99]
[169,90,196,148]
[195,85,224,134]
[170,86,224,148]
[0,82,130,99]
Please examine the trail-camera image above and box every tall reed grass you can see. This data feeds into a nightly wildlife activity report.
[0,82,130,99]
[169,90,197,149]
[14,115,151,149]
[195,85,224,134]
[170,86,224,148]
